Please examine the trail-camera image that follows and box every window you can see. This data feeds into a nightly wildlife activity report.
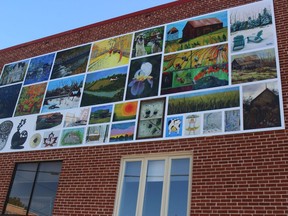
[3,161,62,216]
[114,153,192,216]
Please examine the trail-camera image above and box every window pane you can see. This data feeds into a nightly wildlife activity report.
[119,161,141,216]
[28,161,62,216]
[5,163,38,215]
[168,158,190,216]
[142,160,165,216]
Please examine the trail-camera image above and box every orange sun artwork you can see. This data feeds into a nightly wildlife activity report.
[113,101,138,122]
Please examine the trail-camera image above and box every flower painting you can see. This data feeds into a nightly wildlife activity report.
[126,54,162,100]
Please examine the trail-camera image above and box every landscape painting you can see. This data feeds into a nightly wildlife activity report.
[109,122,135,142]
[60,127,84,146]
[36,112,63,130]
[0,84,22,119]
[50,44,91,79]
[165,11,228,53]
[64,108,89,127]
[230,0,274,53]
[184,113,202,136]
[225,110,241,132]
[24,53,55,85]
[14,83,47,116]
[0,60,29,86]
[132,26,164,58]
[81,66,127,107]
[203,111,222,134]
[168,87,240,115]
[113,101,138,122]
[161,44,229,95]
[89,105,112,124]
[231,48,277,84]
[243,81,281,130]
[126,54,162,100]
[86,124,109,144]
[42,75,84,113]
[42,130,60,148]
[165,116,183,137]
[88,34,133,72]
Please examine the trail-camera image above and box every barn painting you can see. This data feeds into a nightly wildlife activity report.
[232,48,277,84]
[243,81,281,130]
[165,11,227,53]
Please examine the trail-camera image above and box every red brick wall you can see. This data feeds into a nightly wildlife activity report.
[0,0,288,215]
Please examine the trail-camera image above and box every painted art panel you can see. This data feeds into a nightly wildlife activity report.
[89,105,113,124]
[63,108,89,127]
[0,84,22,119]
[136,98,166,139]
[86,124,109,144]
[126,54,162,100]
[81,67,127,107]
[168,87,240,115]
[243,81,281,130]
[225,109,241,132]
[0,120,14,151]
[14,83,47,117]
[0,60,29,86]
[231,48,277,84]
[24,53,55,85]
[161,44,229,95]
[50,44,91,79]
[88,34,133,72]
[165,11,228,53]
[42,75,84,113]
[113,101,138,122]
[36,112,63,130]
[165,116,183,137]
[132,26,164,58]
[42,130,60,148]
[230,0,274,53]
[60,127,85,146]
[203,111,222,134]
[110,122,135,142]
[184,113,202,136]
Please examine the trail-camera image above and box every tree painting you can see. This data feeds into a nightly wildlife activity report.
[14,83,47,116]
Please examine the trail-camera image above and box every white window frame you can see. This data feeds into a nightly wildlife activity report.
[114,151,193,216]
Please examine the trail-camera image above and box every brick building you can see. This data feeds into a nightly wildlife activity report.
[0,0,287,215]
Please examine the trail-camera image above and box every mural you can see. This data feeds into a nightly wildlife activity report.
[24,53,55,85]
[88,34,133,72]
[89,105,113,124]
[0,84,22,119]
[0,60,29,86]
[161,44,228,95]
[230,0,274,53]
[81,67,127,106]
[132,26,164,57]
[231,48,277,84]
[14,83,47,116]
[0,0,284,153]
[51,44,91,79]
[42,75,84,113]
[165,11,228,53]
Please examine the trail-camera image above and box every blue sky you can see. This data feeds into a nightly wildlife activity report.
[0,0,176,50]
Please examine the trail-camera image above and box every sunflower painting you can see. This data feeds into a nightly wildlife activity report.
[113,101,138,122]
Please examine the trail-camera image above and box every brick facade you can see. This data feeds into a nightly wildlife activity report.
[0,0,288,215]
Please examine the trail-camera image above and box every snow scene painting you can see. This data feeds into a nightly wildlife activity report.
[230,0,274,53]
[42,75,84,113]
[225,110,241,132]
[86,124,109,144]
